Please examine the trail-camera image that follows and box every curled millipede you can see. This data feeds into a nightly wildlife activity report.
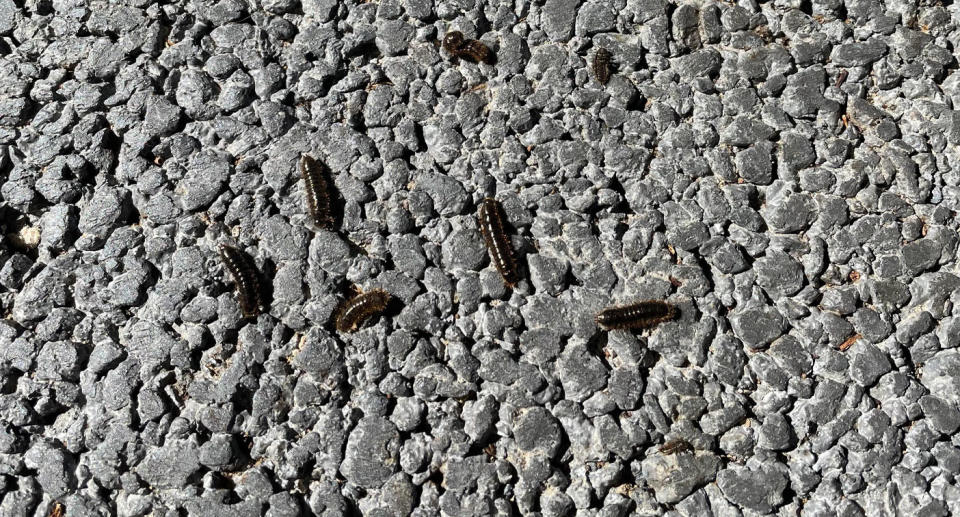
[219,244,262,319]
[478,197,520,287]
[593,47,612,85]
[596,300,677,331]
[335,289,391,333]
[659,438,693,455]
[299,154,335,230]
[443,31,494,64]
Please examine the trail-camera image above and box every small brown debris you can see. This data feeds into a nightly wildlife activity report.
[839,334,861,351]
[659,439,693,455]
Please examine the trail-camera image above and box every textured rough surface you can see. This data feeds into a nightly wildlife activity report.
[1,1,959,515]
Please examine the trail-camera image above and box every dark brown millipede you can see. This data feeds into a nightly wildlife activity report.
[335,289,391,333]
[596,300,677,330]
[443,31,494,64]
[593,47,612,85]
[300,154,335,230]
[219,244,262,319]
[478,197,520,287]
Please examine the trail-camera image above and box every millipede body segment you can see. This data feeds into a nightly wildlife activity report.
[219,244,262,319]
[300,154,335,230]
[478,197,520,287]
[593,47,612,85]
[596,300,676,330]
[335,289,391,333]
[443,31,494,64]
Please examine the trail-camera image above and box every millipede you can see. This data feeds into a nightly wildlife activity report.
[596,300,677,331]
[335,288,392,333]
[478,197,520,287]
[218,244,262,319]
[442,31,494,64]
[659,438,693,455]
[593,47,612,85]
[299,154,335,230]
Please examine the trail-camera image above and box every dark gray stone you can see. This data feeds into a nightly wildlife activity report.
[762,191,816,233]
[730,305,786,350]
[782,67,827,118]
[558,344,608,401]
[0,0,14,34]
[919,395,960,435]
[922,350,960,407]
[78,185,129,238]
[756,413,794,451]
[673,49,722,79]
[341,417,401,489]
[717,466,788,513]
[513,407,562,457]
[848,341,892,387]
[831,38,888,66]
[719,116,774,147]
[542,0,579,40]
[376,19,415,56]
[576,2,616,36]
[780,132,816,172]
[144,96,182,137]
[901,238,941,273]
[709,241,749,274]
[643,452,720,504]
[255,101,293,136]
[755,250,804,297]
[135,441,200,489]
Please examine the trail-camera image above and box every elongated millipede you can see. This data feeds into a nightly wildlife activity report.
[335,289,391,333]
[219,244,262,319]
[659,438,693,455]
[299,154,335,230]
[478,197,520,287]
[596,300,677,331]
[442,31,494,64]
[593,47,612,85]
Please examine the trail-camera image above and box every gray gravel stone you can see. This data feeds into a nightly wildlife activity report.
[576,2,616,36]
[831,38,888,66]
[642,452,720,504]
[558,344,608,401]
[717,465,788,513]
[755,250,804,297]
[135,441,200,489]
[23,440,74,498]
[0,0,14,35]
[735,142,774,184]
[730,305,787,350]
[514,407,563,457]
[341,417,401,489]
[543,0,580,40]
